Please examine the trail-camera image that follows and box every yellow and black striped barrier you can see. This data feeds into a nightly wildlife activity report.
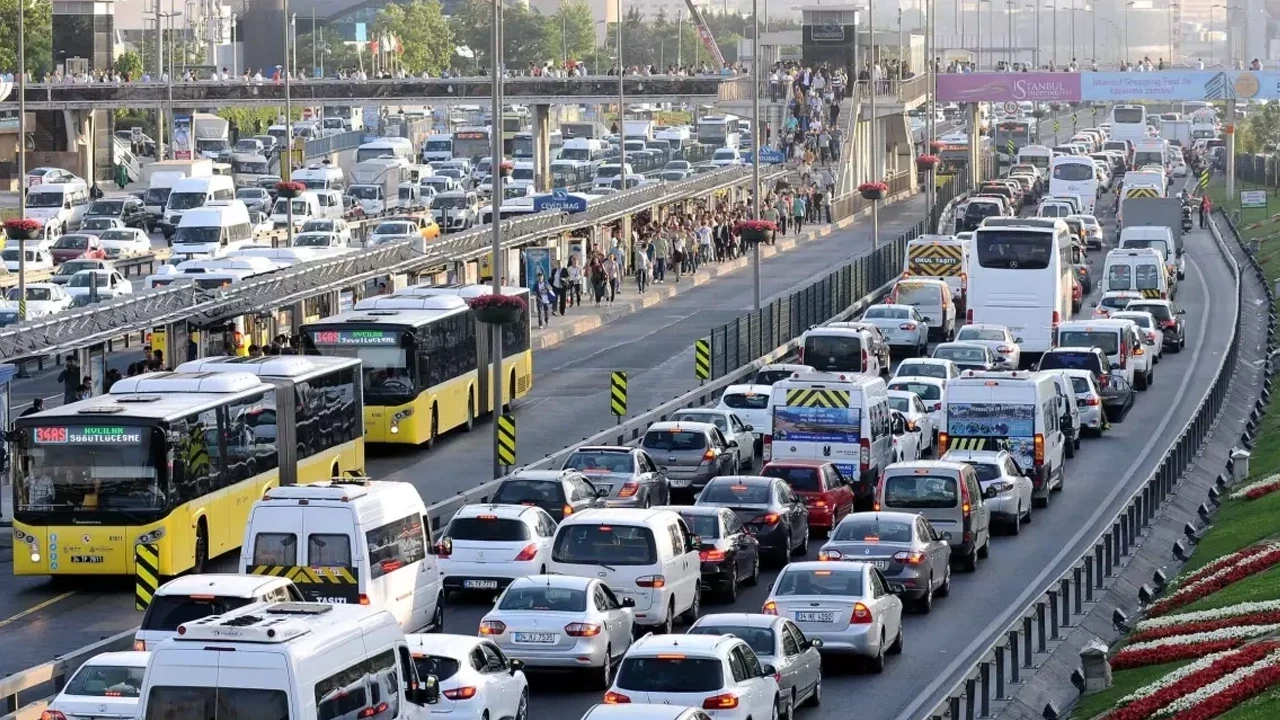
[249,565,358,583]
[695,339,711,380]
[785,388,851,408]
[1006,138,1015,156]
[611,371,627,417]
[908,245,964,276]
[135,543,160,612]
[497,414,517,466]
[1199,170,1211,191]
[948,437,997,451]
[1141,289,1164,299]
[1125,187,1162,199]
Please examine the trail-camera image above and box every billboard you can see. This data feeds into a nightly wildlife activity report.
[936,73,1082,103]
[937,70,1280,102]
[172,114,192,160]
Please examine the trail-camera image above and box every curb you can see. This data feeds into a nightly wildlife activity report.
[530,188,918,351]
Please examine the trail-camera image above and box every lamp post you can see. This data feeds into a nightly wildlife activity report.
[1050,2,1057,65]
[1027,3,1038,69]
[16,0,25,322]
[489,0,506,479]
[1124,1,1135,64]
[1167,2,1177,63]
[1006,0,1014,66]
[283,0,293,252]
[751,0,761,310]
[231,12,237,77]
[870,0,879,250]
[616,0,624,181]
[1210,3,1225,66]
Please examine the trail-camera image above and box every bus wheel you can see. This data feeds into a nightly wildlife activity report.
[424,406,439,449]
[330,462,340,480]
[193,519,209,574]
[503,371,517,413]
[463,390,475,432]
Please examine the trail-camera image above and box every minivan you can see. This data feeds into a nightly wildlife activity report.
[549,508,702,633]
[798,326,887,376]
[877,460,991,571]
[161,175,236,237]
[24,180,90,236]
[888,277,956,342]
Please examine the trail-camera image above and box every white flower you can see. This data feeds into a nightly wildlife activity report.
[1163,544,1280,608]
[1118,650,1236,706]
[1154,649,1280,718]
[1124,624,1280,654]
[1228,474,1280,500]
[1137,600,1280,631]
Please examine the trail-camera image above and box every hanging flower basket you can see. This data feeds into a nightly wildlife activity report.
[916,154,941,171]
[468,293,528,325]
[734,219,777,244]
[929,141,945,153]
[275,180,306,199]
[3,218,41,241]
[498,161,514,177]
[858,181,890,201]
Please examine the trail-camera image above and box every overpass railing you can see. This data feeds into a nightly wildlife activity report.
[302,130,365,159]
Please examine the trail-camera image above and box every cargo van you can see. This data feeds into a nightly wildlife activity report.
[1119,225,1184,281]
[1101,248,1171,300]
[161,175,236,238]
[798,326,888,376]
[877,460,990,571]
[144,171,186,220]
[888,277,957,342]
[240,479,446,633]
[904,235,971,307]
[24,180,90,235]
[171,201,256,260]
[292,163,347,192]
[1056,318,1149,389]
[271,191,322,232]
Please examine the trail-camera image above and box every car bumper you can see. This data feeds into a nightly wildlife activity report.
[752,524,789,554]
[807,626,879,656]
[499,637,611,669]
[442,574,519,593]
[1079,405,1104,429]
[881,567,930,598]
[806,505,838,530]
[986,494,1021,521]
[700,560,738,589]
[598,494,652,509]
[667,468,719,490]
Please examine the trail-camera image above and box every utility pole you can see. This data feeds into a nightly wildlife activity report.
[489,0,506,479]
[870,0,879,249]
[17,0,26,322]
[751,0,761,310]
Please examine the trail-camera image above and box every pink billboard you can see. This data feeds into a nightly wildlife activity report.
[936,73,1082,103]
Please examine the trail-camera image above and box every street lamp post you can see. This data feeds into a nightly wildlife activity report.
[1006,0,1014,66]
[1033,1,1041,67]
[16,0,26,322]
[1069,0,1076,64]
[616,0,624,179]
[1210,3,1225,66]
[1167,2,1177,63]
[489,0,506,479]
[751,0,761,311]
[1124,1,1135,64]
[1051,2,1057,65]
[870,0,879,250]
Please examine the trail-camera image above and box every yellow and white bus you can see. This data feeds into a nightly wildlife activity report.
[10,357,364,578]
[300,284,533,446]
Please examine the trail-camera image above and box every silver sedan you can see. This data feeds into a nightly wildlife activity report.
[688,613,824,715]
[480,574,636,688]
[954,323,1022,368]
[860,304,930,356]
[562,446,671,509]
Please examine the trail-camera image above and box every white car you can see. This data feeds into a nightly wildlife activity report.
[1,246,53,273]
[716,384,773,449]
[580,705,711,720]
[942,449,1034,532]
[26,166,78,189]
[711,148,744,167]
[894,357,961,383]
[438,503,557,594]
[754,364,815,386]
[64,269,134,299]
[1172,160,1188,177]
[887,376,947,435]
[45,650,148,719]
[406,634,529,720]
[686,614,824,720]
[887,389,936,454]
[1112,310,1164,364]
[1059,368,1107,436]
[300,217,354,245]
[291,231,349,250]
[763,561,904,672]
[891,410,924,463]
[480,574,635,686]
[604,633,780,720]
[78,216,126,237]
[98,227,151,260]
[366,220,420,247]
[6,282,72,316]
[1093,290,1143,319]
[670,408,755,472]
[954,323,1022,368]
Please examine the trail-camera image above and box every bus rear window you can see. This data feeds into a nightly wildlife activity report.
[975,230,1054,269]
[1114,108,1145,123]
[141,595,257,632]
[1052,163,1094,181]
[552,524,657,565]
[803,335,863,372]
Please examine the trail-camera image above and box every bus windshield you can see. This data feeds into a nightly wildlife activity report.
[975,230,1054,269]
[306,329,413,398]
[1113,107,1145,123]
[1052,163,1095,181]
[16,425,165,520]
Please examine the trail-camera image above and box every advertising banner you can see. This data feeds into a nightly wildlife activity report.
[172,114,192,160]
[936,73,1082,103]
[938,70,1280,102]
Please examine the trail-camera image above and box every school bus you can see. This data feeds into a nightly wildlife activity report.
[10,356,364,577]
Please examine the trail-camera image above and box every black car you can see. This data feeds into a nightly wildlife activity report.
[694,476,808,566]
[664,505,760,601]
[489,470,604,522]
[85,196,150,232]
[958,199,1003,232]
[1126,301,1187,353]
[1038,347,1134,421]
[1074,263,1093,294]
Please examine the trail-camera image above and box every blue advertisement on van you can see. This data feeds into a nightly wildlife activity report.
[773,406,862,444]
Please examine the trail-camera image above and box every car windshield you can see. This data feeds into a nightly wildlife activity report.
[374,223,414,235]
[883,474,960,508]
[10,287,51,301]
[615,656,724,693]
[301,220,334,232]
[348,186,380,200]
[434,195,471,209]
[642,430,707,451]
[1,249,34,262]
[1059,330,1119,354]
[1118,313,1153,328]
[673,412,729,432]
[833,517,911,543]
[54,236,88,249]
[721,392,769,410]
[864,306,910,319]
[446,517,530,542]
[82,218,116,229]
[88,200,123,216]
[774,568,864,596]
[893,382,945,402]
[894,284,939,306]
[68,272,107,288]
[59,261,99,275]
[761,465,823,492]
[1101,295,1136,310]
[141,594,257,632]
[498,585,588,611]
[293,234,337,247]
[237,189,266,201]
[552,524,658,565]
[756,369,801,385]
[563,451,634,473]
[896,362,947,379]
[100,230,135,242]
[65,663,146,698]
[889,397,910,413]
[970,463,1003,482]
[171,227,219,246]
[957,328,1006,342]
[687,625,775,656]
[1069,376,1094,393]
[492,480,563,505]
[166,192,208,210]
[700,482,770,505]
[26,192,64,208]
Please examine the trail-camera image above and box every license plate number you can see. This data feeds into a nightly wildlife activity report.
[794,611,834,623]
[513,632,558,644]
[670,478,690,488]
[464,579,499,590]
[872,560,890,569]
[71,555,104,564]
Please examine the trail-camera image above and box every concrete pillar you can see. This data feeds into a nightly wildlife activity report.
[533,104,552,193]
[620,214,633,263]
[78,111,94,183]
[1226,100,1236,199]
[968,103,982,188]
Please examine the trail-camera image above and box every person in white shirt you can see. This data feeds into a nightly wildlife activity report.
[1196,58,1205,70]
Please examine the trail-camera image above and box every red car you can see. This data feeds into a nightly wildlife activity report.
[1071,275,1083,313]
[760,459,856,534]
[50,233,107,264]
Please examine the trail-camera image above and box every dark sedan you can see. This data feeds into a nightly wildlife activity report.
[932,342,998,372]
[1126,300,1187,353]
[661,505,760,601]
[817,511,952,613]
[695,475,809,566]
[85,197,151,232]
[489,470,603,522]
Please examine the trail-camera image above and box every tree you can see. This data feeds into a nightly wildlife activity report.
[132,33,209,75]
[293,31,362,75]
[114,49,144,80]
[374,0,454,76]
[547,0,595,66]
[0,0,52,79]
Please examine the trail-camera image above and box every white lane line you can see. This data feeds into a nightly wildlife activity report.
[894,233,1218,720]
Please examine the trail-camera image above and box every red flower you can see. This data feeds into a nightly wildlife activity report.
[1245,481,1280,500]
[929,141,944,152]
[1131,612,1280,642]
[1111,639,1247,671]
[275,180,306,194]
[466,293,528,312]
[1101,643,1280,720]
[858,181,890,193]
[1178,545,1265,588]
[1168,659,1280,720]
[499,161,514,171]
[916,154,941,166]
[734,220,778,234]
[3,218,41,233]
[1149,547,1280,616]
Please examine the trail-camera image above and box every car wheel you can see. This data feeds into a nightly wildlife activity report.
[594,647,613,689]
[1055,462,1066,492]
[782,691,795,720]
[978,535,990,559]
[679,586,701,625]
[657,603,674,635]
[1009,505,1022,535]
[937,566,952,597]
[1135,371,1149,391]
[914,577,934,613]
[515,690,528,720]
[428,594,445,632]
[1148,369,1155,387]
[868,634,887,673]
[806,676,823,707]
[795,525,810,556]
[960,547,978,572]
[1065,435,1076,459]
[889,625,904,655]
[746,553,761,586]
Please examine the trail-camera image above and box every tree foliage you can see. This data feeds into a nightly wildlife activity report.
[1240,104,1280,155]
[373,0,454,75]
[450,0,557,70]
[114,50,144,80]
[0,0,52,78]
[132,33,211,75]
[294,31,362,75]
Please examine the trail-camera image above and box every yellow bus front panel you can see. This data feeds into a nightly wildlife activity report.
[14,518,181,577]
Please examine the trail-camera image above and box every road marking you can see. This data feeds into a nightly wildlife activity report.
[894,186,1218,720]
[0,591,77,629]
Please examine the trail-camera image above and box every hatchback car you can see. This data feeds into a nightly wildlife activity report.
[480,574,635,687]
[1038,347,1134,422]
[954,324,1022,368]
[45,651,149,720]
[877,460,992,571]
[817,511,952,613]
[931,342,997,371]
[661,505,761,600]
[490,469,603,521]
[78,216,126,237]
[1112,310,1164,364]
[406,634,529,720]
[670,409,755,472]
[941,449,1034,532]
[603,634,780,719]
[887,389,937,452]
[50,233,106,264]
[894,358,961,382]
[1093,290,1143,319]
[695,475,810,565]
[887,376,947,439]
[763,561,904,672]
[760,459,858,531]
[859,304,930,356]
[641,421,740,498]
[439,503,558,594]
[1126,299,1187,353]
[755,363,816,386]
[1058,368,1107,436]
[716,384,773,451]
[133,573,304,650]
[7,283,72,317]
[687,614,823,716]
[561,446,671,509]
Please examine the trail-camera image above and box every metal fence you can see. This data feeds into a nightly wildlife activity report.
[1233,153,1280,189]
[302,130,365,159]
[916,208,1256,720]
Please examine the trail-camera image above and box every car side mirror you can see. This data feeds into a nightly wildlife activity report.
[509,659,525,675]
[1177,309,1186,315]
[761,664,778,677]
[727,440,738,448]
[983,486,1000,499]
[1015,337,1024,344]
[429,538,452,556]
[745,424,755,432]
[622,597,637,608]
[409,675,440,705]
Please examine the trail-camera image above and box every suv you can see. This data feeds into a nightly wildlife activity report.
[828,321,893,370]
[605,633,780,718]
[1037,347,1134,422]
[86,196,151,232]
[489,469,604,521]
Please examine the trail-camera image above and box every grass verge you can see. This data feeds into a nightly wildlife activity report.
[1071,661,1191,719]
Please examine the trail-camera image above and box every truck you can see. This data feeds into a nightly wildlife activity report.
[1160,119,1192,148]
[141,158,213,186]
[192,113,231,160]
[1115,197,1185,279]
[231,153,273,188]
[349,157,414,215]
[623,120,655,142]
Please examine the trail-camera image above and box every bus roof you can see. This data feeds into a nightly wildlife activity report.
[14,371,277,423]
[303,307,467,330]
[175,355,361,382]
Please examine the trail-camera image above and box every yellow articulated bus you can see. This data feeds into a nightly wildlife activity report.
[10,356,365,578]
[300,284,533,446]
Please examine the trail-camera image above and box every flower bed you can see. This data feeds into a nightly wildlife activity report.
[1131,611,1280,642]
[1136,601,1280,635]
[1148,544,1280,617]
[1111,626,1280,670]
[1164,649,1280,719]
[1228,474,1280,501]
[1104,645,1280,720]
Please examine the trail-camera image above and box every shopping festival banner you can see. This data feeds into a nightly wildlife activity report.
[936,73,1082,103]
[938,70,1280,102]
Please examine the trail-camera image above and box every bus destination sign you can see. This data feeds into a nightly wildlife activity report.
[33,426,144,444]
[311,330,398,346]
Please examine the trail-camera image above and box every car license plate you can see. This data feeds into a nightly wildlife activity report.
[513,632,558,644]
[463,579,499,590]
[871,560,890,570]
[670,477,690,488]
[794,611,834,623]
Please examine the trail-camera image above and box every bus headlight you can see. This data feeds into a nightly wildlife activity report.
[30,552,40,563]
[137,528,166,544]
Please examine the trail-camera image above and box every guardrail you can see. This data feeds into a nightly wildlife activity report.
[913,207,1249,720]
[302,130,365,159]
[0,216,928,720]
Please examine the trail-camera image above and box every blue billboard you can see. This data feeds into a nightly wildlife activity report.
[533,187,589,214]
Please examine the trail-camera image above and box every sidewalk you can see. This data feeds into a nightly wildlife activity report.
[529,189,918,351]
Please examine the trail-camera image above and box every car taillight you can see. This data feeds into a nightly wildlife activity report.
[1085,396,1100,406]
[967,308,974,324]
[811,498,828,507]
[933,402,943,412]
[1161,320,1177,329]
[479,621,507,635]
[563,504,575,517]
[753,513,780,525]
[960,478,971,516]
[851,601,873,624]
[762,600,778,615]
[797,347,804,363]
[900,323,917,332]
[893,551,927,564]
[703,694,740,710]
[359,593,371,605]
[702,448,720,463]
[763,434,772,461]
[133,639,146,651]
[637,575,666,588]
[359,703,390,718]
[444,687,478,700]
[1051,310,1060,336]
[700,549,726,561]
[997,345,1014,354]
[40,712,68,720]
[960,272,968,292]
[860,437,871,471]
[1035,433,1045,465]
[514,544,539,562]
[566,622,602,637]
[818,549,843,560]
[938,432,949,453]
[618,481,638,498]
[604,691,632,704]
[1120,343,1128,369]
[862,350,870,370]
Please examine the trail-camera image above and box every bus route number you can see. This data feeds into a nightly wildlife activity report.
[313,331,340,344]
[34,427,68,443]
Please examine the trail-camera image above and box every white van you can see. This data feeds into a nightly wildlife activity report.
[241,479,446,633]
[292,163,346,192]
[145,171,186,220]
[548,508,701,633]
[314,188,345,219]
[423,133,454,162]
[136,601,442,720]
[798,325,887,376]
[133,573,303,651]
[1102,248,1171,300]
[766,372,892,510]
[1056,318,1150,389]
[271,191,322,232]
[162,175,236,238]
[941,370,1067,507]
[172,201,256,259]
[1119,225,1184,282]
[24,180,90,235]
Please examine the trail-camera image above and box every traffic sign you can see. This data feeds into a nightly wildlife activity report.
[695,338,711,380]
[610,371,627,416]
[496,414,516,466]
[1071,113,1078,125]
[135,543,160,611]
[1199,169,1211,190]
[1007,138,1015,156]
[1053,119,1061,132]
[1003,101,1018,115]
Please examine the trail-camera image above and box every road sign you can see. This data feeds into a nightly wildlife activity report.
[1003,101,1018,115]
[1199,169,1211,190]
[1007,138,1015,156]
[1053,119,1061,133]
[496,414,516,466]
[1071,113,1078,125]
[135,543,160,611]
[1241,190,1268,209]
[610,371,627,416]
[695,338,711,380]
